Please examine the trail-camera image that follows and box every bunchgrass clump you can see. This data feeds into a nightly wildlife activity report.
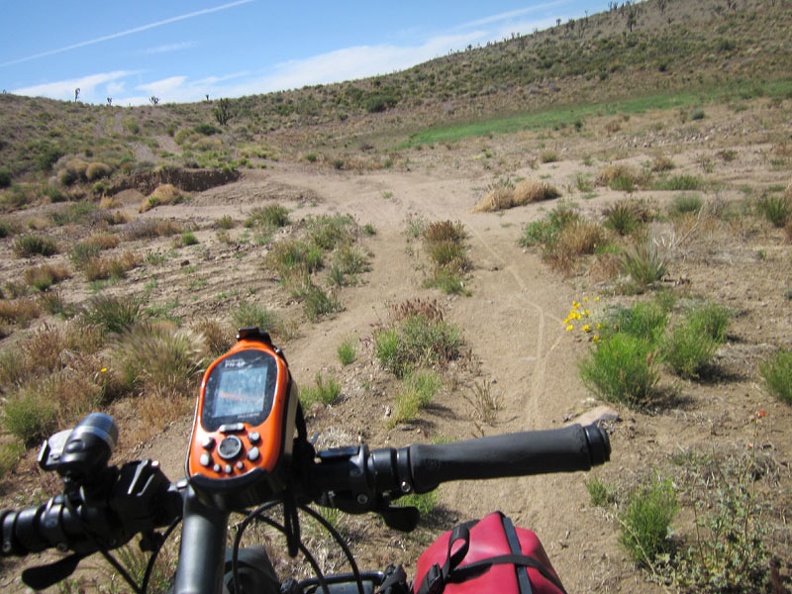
[111,322,207,398]
[299,372,341,409]
[757,193,791,227]
[473,178,560,212]
[23,264,70,291]
[232,302,282,336]
[423,220,471,295]
[602,200,651,236]
[668,193,704,216]
[661,322,719,379]
[337,339,357,366]
[603,300,669,343]
[619,477,678,567]
[374,300,461,379]
[245,204,290,228]
[619,239,668,291]
[653,174,703,191]
[586,476,617,507]
[80,294,142,334]
[390,370,443,426]
[463,379,503,426]
[12,234,58,258]
[300,284,342,322]
[760,349,792,404]
[519,203,579,248]
[579,333,659,405]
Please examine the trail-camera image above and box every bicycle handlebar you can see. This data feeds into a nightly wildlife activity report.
[1,418,610,593]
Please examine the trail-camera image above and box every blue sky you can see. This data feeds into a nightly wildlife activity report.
[1,1,609,106]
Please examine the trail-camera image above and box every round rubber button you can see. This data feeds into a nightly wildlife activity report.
[218,435,243,460]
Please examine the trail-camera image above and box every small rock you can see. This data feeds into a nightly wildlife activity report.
[568,405,620,427]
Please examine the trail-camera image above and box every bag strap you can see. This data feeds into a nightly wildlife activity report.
[503,516,532,594]
[415,516,568,594]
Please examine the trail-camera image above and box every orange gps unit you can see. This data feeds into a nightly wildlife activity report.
[186,328,299,510]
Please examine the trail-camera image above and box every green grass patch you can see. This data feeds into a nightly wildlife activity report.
[760,349,792,404]
[619,477,678,567]
[299,372,341,408]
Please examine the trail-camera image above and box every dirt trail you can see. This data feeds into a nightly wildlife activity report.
[136,164,646,592]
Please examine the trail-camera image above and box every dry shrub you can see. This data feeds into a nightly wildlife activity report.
[0,298,41,327]
[85,162,112,181]
[473,185,515,212]
[424,220,466,243]
[22,323,66,373]
[111,321,208,399]
[555,220,609,256]
[124,219,182,240]
[513,179,561,205]
[84,232,120,251]
[58,159,90,185]
[595,164,637,186]
[389,298,445,324]
[651,155,675,172]
[83,251,141,281]
[604,120,622,134]
[139,184,186,213]
[23,263,70,290]
[473,180,560,212]
[191,318,235,356]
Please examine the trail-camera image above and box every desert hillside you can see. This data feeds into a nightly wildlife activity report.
[0,0,791,592]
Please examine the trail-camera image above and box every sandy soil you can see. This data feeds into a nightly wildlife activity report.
[2,100,791,592]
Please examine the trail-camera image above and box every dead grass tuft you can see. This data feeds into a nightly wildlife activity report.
[473,179,560,212]
[389,298,445,324]
[139,184,187,213]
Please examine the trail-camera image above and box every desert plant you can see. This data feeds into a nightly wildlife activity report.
[390,370,442,425]
[586,476,617,507]
[300,285,342,322]
[245,204,290,228]
[112,322,207,398]
[12,235,58,258]
[668,193,704,216]
[299,372,341,409]
[661,321,719,379]
[0,440,25,478]
[602,200,648,235]
[23,264,70,291]
[374,308,462,379]
[757,193,791,227]
[463,379,503,425]
[519,203,580,248]
[619,477,678,567]
[178,230,199,246]
[266,240,324,277]
[232,302,282,336]
[2,387,59,445]
[603,300,669,343]
[686,301,731,343]
[579,333,660,405]
[80,294,142,334]
[760,349,792,404]
[653,174,703,191]
[619,240,668,290]
[140,184,186,213]
[337,339,356,366]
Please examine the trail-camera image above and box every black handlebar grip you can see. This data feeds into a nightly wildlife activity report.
[406,423,610,493]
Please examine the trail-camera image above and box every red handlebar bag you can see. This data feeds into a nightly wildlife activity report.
[412,512,567,594]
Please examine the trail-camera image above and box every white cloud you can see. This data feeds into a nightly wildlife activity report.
[142,42,198,55]
[11,71,134,103]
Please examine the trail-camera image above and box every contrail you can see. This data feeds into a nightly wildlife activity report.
[0,0,254,68]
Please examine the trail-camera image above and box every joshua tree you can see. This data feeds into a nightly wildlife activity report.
[213,98,233,126]
[107,97,113,106]
[149,96,160,106]
[74,88,80,102]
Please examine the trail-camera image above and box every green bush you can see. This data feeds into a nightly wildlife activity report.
[579,333,659,405]
[668,193,704,216]
[604,301,669,343]
[374,314,461,379]
[686,301,731,343]
[757,194,791,227]
[619,478,678,567]
[661,322,719,379]
[299,372,341,408]
[653,175,703,191]
[391,370,442,426]
[760,349,792,404]
[0,440,25,478]
[245,204,290,228]
[619,240,668,290]
[12,235,58,258]
[0,168,11,188]
[301,285,342,322]
[337,339,356,366]
[80,294,142,334]
[586,477,617,507]
[232,302,282,335]
[2,388,59,445]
